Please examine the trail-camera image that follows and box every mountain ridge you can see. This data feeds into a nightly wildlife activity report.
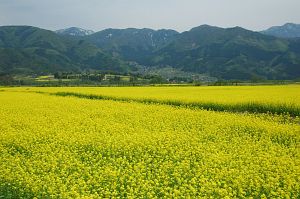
[85,28,179,63]
[56,27,95,37]
[0,24,300,80]
[261,23,300,38]
[0,26,130,74]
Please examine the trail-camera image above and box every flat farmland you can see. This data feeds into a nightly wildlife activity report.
[0,86,299,198]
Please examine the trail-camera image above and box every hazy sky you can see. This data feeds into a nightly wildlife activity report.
[1,0,300,32]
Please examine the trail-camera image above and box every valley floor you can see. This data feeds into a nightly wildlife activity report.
[0,86,299,198]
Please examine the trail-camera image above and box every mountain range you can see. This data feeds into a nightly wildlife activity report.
[261,23,300,38]
[0,23,300,80]
[0,26,131,74]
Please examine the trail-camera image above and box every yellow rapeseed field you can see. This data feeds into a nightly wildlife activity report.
[0,86,300,198]
[4,85,300,105]
[4,85,300,116]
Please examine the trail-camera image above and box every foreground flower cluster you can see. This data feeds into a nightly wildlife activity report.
[0,90,299,198]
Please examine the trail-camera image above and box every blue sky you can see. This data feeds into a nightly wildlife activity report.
[1,0,299,32]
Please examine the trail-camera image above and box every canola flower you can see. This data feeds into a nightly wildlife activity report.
[0,90,299,198]
[4,85,300,116]
[5,84,300,105]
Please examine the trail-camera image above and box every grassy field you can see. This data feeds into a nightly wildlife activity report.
[0,86,299,198]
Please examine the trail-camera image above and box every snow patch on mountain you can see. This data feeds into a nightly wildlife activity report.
[55,27,95,37]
